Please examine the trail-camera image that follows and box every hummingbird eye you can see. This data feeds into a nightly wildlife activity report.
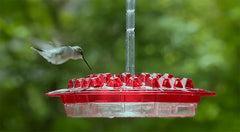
[78,49,83,55]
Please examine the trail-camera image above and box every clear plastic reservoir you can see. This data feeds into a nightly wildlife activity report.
[64,102,197,118]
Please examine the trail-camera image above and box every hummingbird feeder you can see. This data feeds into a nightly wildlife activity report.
[46,0,216,118]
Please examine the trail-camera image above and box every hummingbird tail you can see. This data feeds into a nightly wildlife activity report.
[31,47,43,52]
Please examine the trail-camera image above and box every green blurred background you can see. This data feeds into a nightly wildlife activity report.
[0,0,239,131]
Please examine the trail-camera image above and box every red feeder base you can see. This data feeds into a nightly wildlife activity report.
[46,73,216,118]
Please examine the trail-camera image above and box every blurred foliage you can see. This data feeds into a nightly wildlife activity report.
[0,0,239,131]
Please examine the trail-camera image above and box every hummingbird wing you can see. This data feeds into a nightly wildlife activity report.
[52,38,63,47]
[29,38,56,50]
[52,32,68,47]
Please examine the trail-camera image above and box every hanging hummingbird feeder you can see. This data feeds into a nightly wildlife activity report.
[46,0,216,118]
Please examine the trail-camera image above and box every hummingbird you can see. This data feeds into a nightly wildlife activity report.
[30,38,92,71]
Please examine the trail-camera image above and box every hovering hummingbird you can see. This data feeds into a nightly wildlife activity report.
[30,38,92,71]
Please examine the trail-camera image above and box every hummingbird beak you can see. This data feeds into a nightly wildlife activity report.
[82,56,92,72]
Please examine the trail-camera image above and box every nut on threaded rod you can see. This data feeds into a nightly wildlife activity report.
[126,0,135,75]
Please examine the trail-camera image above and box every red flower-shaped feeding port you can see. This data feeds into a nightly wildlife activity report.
[46,73,216,118]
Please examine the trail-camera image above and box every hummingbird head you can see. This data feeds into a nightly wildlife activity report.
[72,46,93,71]
[72,46,84,59]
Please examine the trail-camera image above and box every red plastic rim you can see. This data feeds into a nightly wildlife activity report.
[46,73,216,104]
